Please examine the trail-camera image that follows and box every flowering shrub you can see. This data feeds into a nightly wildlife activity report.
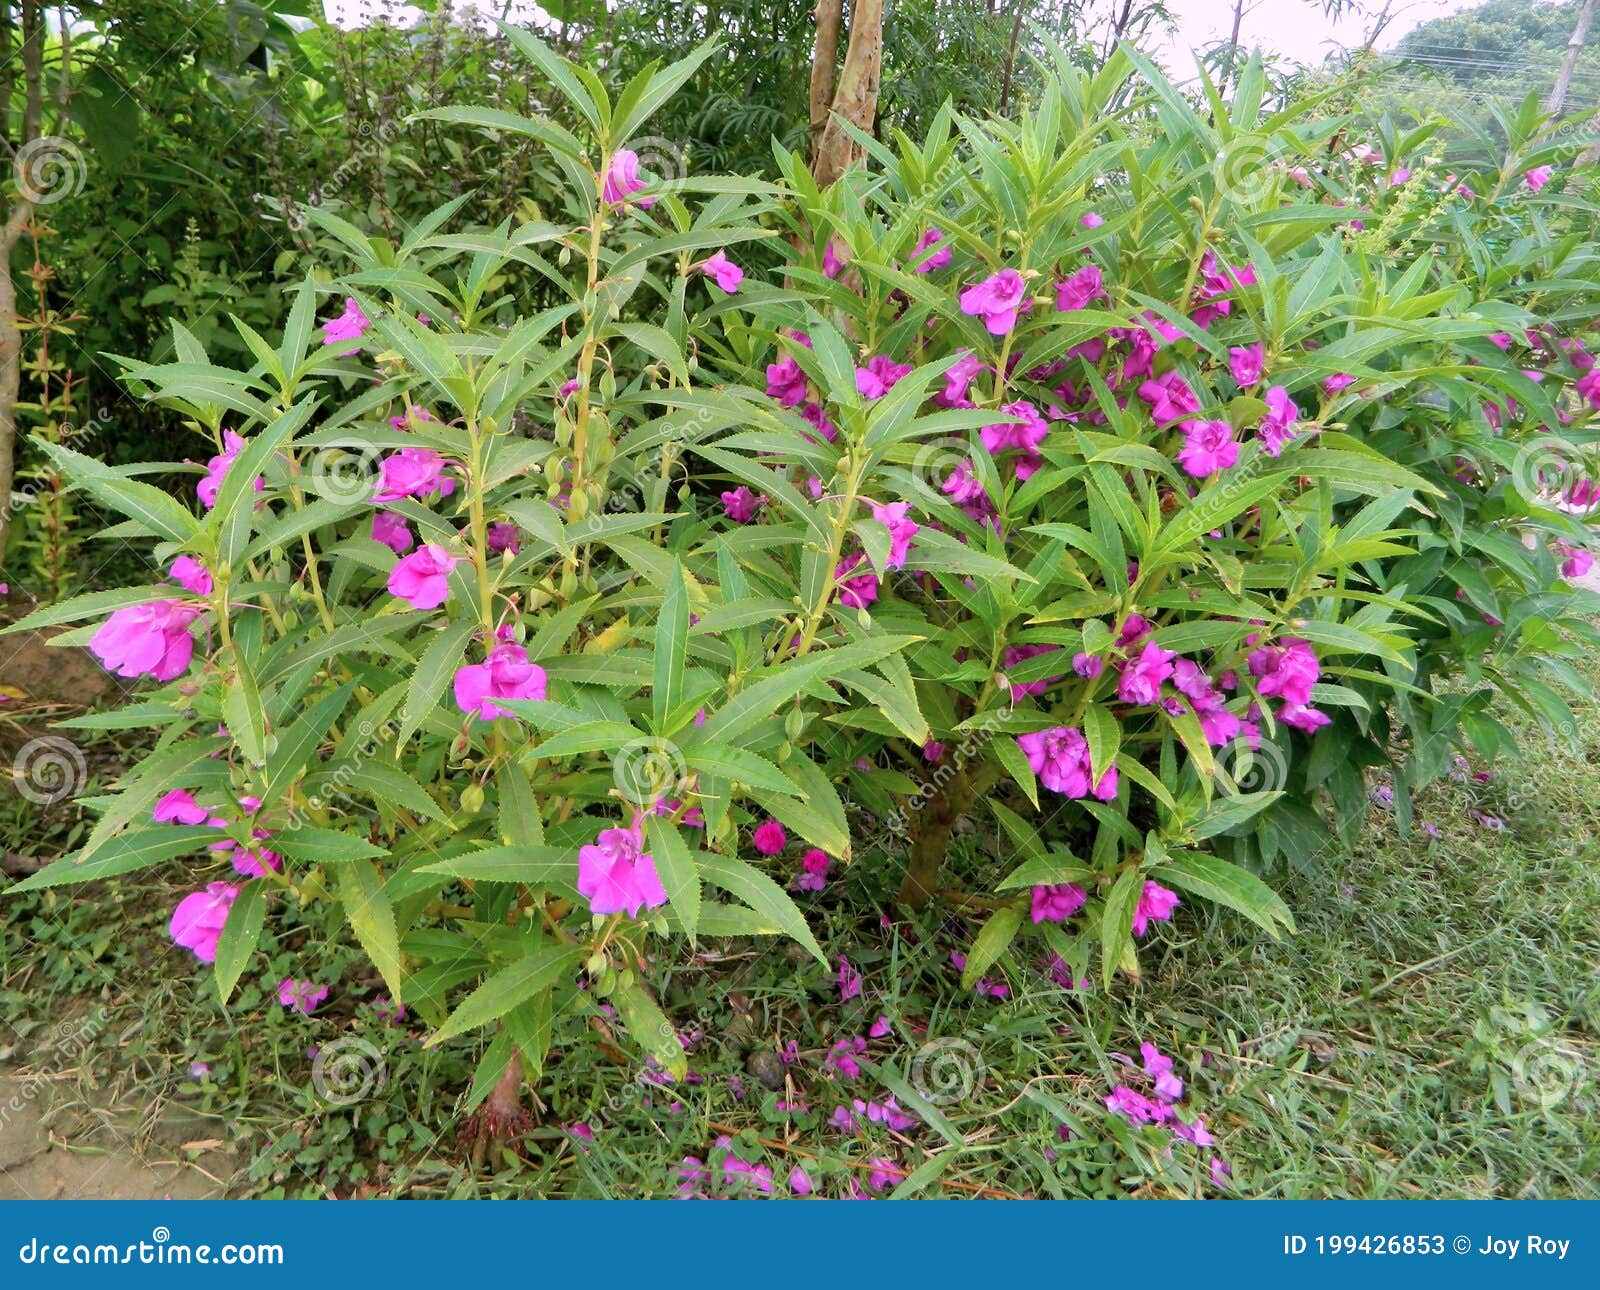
[7,35,1598,1118]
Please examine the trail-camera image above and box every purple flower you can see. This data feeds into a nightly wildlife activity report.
[577,823,668,919]
[169,882,239,963]
[1176,419,1239,479]
[836,956,863,1003]
[792,848,830,893]
[911,227,952,272]
[1016,727,1116,800]
[827,1034,868,1077]
[1248,637,1319,706]
[855,354,913,399]
[196,430,262,509]
[277,978,329,1015]
[835,552,880,609]
[322,297,370,353]
[1140,1042,1183,1102]
[1524,165,1554,192]
[89,601,201,682]
[371,511,414,554]
[1228,343,1264,387]
[387,544,459,610]
[486,522,521,555]
[1132,880,1180,937]
[154,789,210,826]
[720,485,766,524]
[603,148,656,208]
[1257,385,1302,457]
[981,399,1049,455]
[958,269,1028,336]
[167,555,212,596]
[868,500,919,569]
[1072,651,1103,679]
[454,643,548,720]
[696,251,743,292]
[765,354,810,406]
[374,447,454,504]
[1118,641,1176,706]
[752,819,787,855]
[1030,883,1088,924]
[1055,264,1106,312]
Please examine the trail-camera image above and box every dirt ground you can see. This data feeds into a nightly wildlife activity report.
[0,1070,231,1200]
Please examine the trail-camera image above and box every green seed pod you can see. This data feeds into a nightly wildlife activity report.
[776,741,793,762]
[585,952,608,977]
[568,489,590,522]
[784,707,805,741]
[460,783,485,814]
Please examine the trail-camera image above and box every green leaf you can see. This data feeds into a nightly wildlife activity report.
[418,845,575,887]
[996,854,1094,891]
[213,879,267,1003]
[653,559,689,732]
[1083,704,1121,782]
[401,620,478,745]
[4,826,214,893]
[221,652,268,768]
[697,852,826,964]
[1150,852,1295,937]
[1100,868,1142,990]
[644,815,701,938]
[612,978,687,1080]
[339,860,405,1003]
[684,743,801,796]
[428,943,587,1046]
[960,905,1022,989]
[274,829,389,864]
[498,762,545,846]
[990,800,1046,862]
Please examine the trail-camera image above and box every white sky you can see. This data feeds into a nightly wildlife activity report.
[1154,0,1486,67]
[322,0,1490,66]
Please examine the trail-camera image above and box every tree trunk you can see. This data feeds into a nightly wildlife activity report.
[997,2,1027,115]
[0,205,32,561]
[0,0,46,561]
[808,0,844,159]
[811,0,883,188]
[1550,0,1597,117]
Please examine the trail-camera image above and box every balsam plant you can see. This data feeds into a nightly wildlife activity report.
[6,32,1598,1127]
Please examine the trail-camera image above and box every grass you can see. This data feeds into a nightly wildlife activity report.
[3,684,1597,1198]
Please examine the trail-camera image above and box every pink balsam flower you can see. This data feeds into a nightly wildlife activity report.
[697,251,743,293]
[170,882,239,963]
[577,823,668,918]
[454,643,548,720]
[959,268,1028,336]
[374,448,455,504]
[387,544,459,610]
[89,601,201,682]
